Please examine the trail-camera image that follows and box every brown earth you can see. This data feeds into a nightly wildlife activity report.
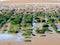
[0,0,60,5]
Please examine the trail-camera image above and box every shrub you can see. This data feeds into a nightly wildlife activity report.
[8,30,19,33]
[24,40,31,42]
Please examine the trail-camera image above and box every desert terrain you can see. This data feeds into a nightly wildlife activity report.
[0,0,60,45]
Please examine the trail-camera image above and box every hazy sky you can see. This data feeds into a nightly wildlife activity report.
[0,0,8,1]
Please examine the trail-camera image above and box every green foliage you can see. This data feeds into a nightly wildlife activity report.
[10,15,22,25]
[24,40,31,42]
[0,24,2,28]
[36,28,46,34]
[34,12,45,23]
[22,29,32,36]
[8,30,19,33]
[22,23,26,27]
[24,14,32,23]
[0,12,11,28]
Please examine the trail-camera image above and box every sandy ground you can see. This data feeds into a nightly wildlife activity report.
[0,0,60,5]
[0,33,60,45]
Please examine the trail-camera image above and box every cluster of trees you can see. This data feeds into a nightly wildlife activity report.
[24,14,32,23]
[22,29,32,36]
[35,23,54,34]
[47,13,60,33]
[0,12,11,28]
[34,12,45,23]
[47,13,60,23]
[10,14,23,26]
[36,28,46,34]
[8,14,23,33]
[22,14,32,27]
[0,11,60,34]
[8,30,19,33]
